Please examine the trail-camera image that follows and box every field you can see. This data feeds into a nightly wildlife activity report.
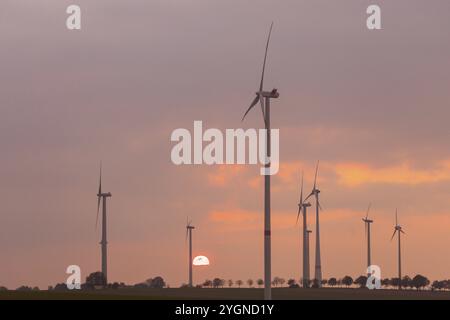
[1,287,450,300]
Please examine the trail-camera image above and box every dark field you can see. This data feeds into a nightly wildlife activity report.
[1,288,450,300]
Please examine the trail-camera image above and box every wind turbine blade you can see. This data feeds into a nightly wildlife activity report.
[318,201,323,211]
[400,230,406,234]
[259,95,267,127]
[96,196,101,229]
[299,171,304,205]
[304,192,314,202]
[390,230,397,241]
[242,95,260,121]
[96,162,102,229]
[366,203,372,219]
[259,22,274,92]
[296,206,301,225]
[313,160,319,190]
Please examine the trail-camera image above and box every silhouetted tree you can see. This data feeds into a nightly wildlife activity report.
[236,280,243,288]
[85,272,106,289]
[432,280,446,291]
[401,276,412,289]
[412,275,429,291]
[354,276,368,288]
[381,278,390,288]
[341,276,353,288]
[16,286,32,291]
[247,279,254,288]
[257,279,264,288]
[213,278,222,288]
[228,279,233,288]
[203,280,212,288]
[321,279,328,287]
[312,279,320,288]
[328,278,337,287]
[287,279,297,287]
[146,276,166,288]
[272,277,280,287]
[279,278,286,287]
[390,277,400,288]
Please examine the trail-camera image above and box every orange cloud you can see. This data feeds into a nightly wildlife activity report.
[208,208,362,232]
[335,161,450,186]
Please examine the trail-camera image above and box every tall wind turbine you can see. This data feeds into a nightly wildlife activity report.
[242,22,279,300]
[296,171,311,288]
[96,163,112,284]
[362,203,373,272]
[186,218,195,287]
[391,209,405,290]
[305,161,323,287]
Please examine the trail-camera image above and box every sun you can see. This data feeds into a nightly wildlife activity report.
[193,256,210,266]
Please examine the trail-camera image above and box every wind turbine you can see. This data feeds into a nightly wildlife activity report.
[296,171,311,288]
[242,22,279,300]
[96,163,112,284]
[391,209,405,290]
[362,203,373,273]
[305,161,323,287]
[186,218,195,287]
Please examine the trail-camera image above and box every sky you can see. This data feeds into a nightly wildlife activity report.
[1,0,450,289]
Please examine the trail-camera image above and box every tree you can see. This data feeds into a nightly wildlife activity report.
[236,280,243,288]
[147,276,166,289]
[341,276,353,288]
[287,279,297,287]
[203,280,212,288]
[213,278,222,288]
[85,272,106,289]
[247,279,254,288]
[381,278,390,288]
[279,278,286,287]
[412,275,430,291]
[328,278,337,287]
[0,286,7,291]
[257,279,264,288]
[401,276,412,289]
[228,279,234,288]
[354,276,368,288]
[272,277,281,287]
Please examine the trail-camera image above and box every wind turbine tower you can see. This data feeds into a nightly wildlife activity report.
[242,22,279,300]
[296,171,311,288]
[96,164,112,284]
[391,209,405,290]
[305,161,323,287]
[186,219,195,287]
[362,203,373,272]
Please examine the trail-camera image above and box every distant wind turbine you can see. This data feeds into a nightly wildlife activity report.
[242,22,279,300]
[96,163,112,284]
[305,161,323,287]
[362,203,373,273]
[296,171,311,288]
[391,209,405,290]
[186,218,195,287]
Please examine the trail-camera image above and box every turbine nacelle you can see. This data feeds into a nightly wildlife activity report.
[97,192,112,198]
[302,202,311,208]
[257,89,279,98]
[362,218,373,224]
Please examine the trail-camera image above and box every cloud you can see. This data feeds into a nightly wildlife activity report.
[335,161,450,186]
